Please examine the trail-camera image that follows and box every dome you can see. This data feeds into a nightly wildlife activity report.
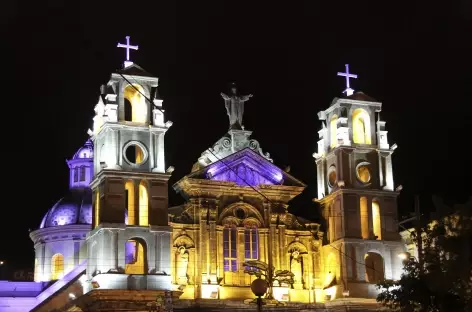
[40,188,92,229]
[72,139,93,160]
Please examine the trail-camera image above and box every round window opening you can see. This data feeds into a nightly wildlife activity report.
[328,166,337,187]
[235,208,246,219]
[356,162,371,184]
[124,143,147,165]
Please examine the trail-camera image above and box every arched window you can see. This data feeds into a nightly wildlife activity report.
[73,168,78,182]
[330,114,338,148]
[123,84,147,123]
[372,199,382,240]
[365,252,384,283]
[138,181,149,226]
[79,166,86,182]
[352,108,372,144]
[51,254,64,280]
[244,227,259,263]
[223,227,237,272]
[360,196,369,239]
[125,180,135,225]
[125,239,147,275]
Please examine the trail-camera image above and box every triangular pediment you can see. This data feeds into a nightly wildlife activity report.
[118,63,156,78]
[186,148,305,187]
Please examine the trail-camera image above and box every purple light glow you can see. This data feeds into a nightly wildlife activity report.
[125,242,137,264]
[337,64,358,96]
[205,150,284,186]
[40,189,92,229]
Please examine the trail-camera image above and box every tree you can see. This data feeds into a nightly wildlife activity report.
[377,196,472,311]
[242,260,294,299]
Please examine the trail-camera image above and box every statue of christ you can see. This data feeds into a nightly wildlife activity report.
[221,83,252,129]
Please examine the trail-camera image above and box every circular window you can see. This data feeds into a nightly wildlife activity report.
[123,142,148,165]
[356,162,371,184]
[327,165,337,187]
[235,208,246,219]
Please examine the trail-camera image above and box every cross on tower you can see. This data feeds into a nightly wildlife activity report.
[117,36,139,68]
[337,64,358,96]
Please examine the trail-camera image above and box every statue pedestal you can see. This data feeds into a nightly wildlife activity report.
[228,129,252,152]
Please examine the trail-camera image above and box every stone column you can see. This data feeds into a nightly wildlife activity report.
[209,221,217,281]
[190,248,196,285]
[217,228,224,280]
[238,228,245,285]
[270,225,279,269]
[171,246,177,284]
[356,245,366,281]
[156,132,166,173]
[155,233,162,272]
[109,229,119,269]
[385,153,394,191]
[278,225,286,270]
[259,230,267,264]
[199,218,207,277]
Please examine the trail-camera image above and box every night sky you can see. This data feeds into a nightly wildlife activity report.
[3,2,471,271]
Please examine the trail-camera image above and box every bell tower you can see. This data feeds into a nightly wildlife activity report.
[313,65,405,299]
[86,60,173,290]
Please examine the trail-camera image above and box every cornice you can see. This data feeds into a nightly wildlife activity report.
[91,169,171,188]
[316,188,399,203]
[175,177,305,199]
[30,224,91,243]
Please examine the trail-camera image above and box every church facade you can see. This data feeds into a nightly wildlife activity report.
[167,87,405,303]
[0,55,406,311]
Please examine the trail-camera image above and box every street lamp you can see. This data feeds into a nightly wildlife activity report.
[251,278,268,312]
[398,252,411,261]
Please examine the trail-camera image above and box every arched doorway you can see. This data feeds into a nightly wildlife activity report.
[364,252,384,283]
[125,238,147,274]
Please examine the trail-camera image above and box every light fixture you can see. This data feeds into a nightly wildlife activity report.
[398,252,410,260]
[69,293,76,299]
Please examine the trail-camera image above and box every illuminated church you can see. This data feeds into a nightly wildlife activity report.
[0,40,406,311]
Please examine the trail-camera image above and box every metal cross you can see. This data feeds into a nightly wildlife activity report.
[337,64,358,96]
[117,36,139,67]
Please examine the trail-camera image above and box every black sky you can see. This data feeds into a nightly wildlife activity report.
[2,1,471,270]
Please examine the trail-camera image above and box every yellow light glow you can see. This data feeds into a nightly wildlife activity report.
[125,240,146,274]
[357,165,371,183]
[125,180,135,225]
[201,284,219,299]
[139,181,149,226]
[398,252,409,260]
[372,200,382,240]
[136,145,144,164]
[94,191,100,228]
[324,286,337,300]
[330,114,338,148]
[273,287,289,301]
[352,108,371,144]
[364,252,385,283]
[360,196,369,239]
[123,84,147,123]
[51,253,64,280]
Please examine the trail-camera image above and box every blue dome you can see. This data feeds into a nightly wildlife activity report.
[40,188,92,229]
